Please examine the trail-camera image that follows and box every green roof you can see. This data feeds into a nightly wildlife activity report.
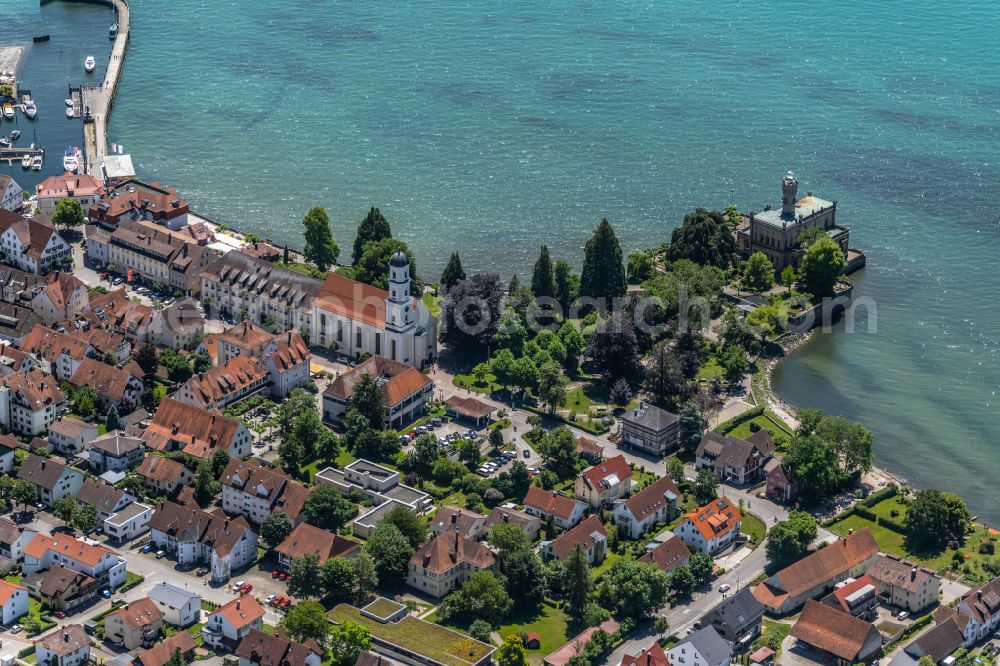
[329,604,494,666]
[362,598,405,621]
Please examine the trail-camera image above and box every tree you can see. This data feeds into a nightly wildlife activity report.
[439,571,513,626]
[666,457,685,483]
[668,565,695,597]
[587,313,642,385]
[579,219,626,302]
[627,251,654,284]
[497,634,529,666]
[553,260,578,311]
[165,648,187,666]
[352,552,379,603]
[609,378,633,407]
[645,346,691,409]
[509,461,532,499]
[413,433,442,472]
[303,485,358,532]
[355,237,422,295]
[192,352,213,374]
[194,458,219,505]
[457,438,482,469]
[688,552,714,586]
[440,274,504,355]
[364,522,414,583]
[321,556,359,602]
[745,302,788,343]
[678,402,707,452]
[381,504,428,548]
[440,252,467,294]
[52,198,85,231]
[720,345,749,387]
[511,356,539,396]
[812,415,874,475]
[13,480,36,513]
[558,322,585,372]
[536,362,568,414]
[531,245,555,299]
[536,427,578,480]
[159,348,192,382]
[667,208,736,269]
[288,554,324,598]
[798,236,846,298]
[741,252,774,293]
[596,559,669,621]
[135,344,159,375]
[488,427,504,452]
[469,619,492,643]
[53,497,76,526]
[693,468,718,504]
[563,545,593,619]
[499,549,546,610]
[490,522,534,557]
[352,207,392,266]
[302,206,339,272]
[780,265,797,290]
[784,435,843,504]
[100,402,121,432]
[766,511,819,567]
[720,308,759,355]
[347,373,386,431]
[905,489,970,551]
[260,511,293,549]
[211,448,230,478]
[71,504,99,533]
[283,599,335,646]
[117,472,147,501]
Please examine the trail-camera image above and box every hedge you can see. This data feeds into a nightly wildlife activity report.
[823,484,899,527]
[716,406,765,435]
[878,515,907,535]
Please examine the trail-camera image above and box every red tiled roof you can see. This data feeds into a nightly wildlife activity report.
[620,642,668,666]
[275,523,361,563]
[137,454,187,483]
[178,355,268,409]
[410,532,495,575]
[137,630,196,666]
[143,398,243,458]
[211,595,265,630]
[790,599,882,662]
[0,579,25,605]
[680,496,742,543]
[637,535,691,574]
[106,596,163,630]
[315,272,393,328]
[547,515,607,560]
[579,454,632,492]
[35,172,104,200]
[523,487,579,521]
[24,533,115,568]
[444,395,494,420]
[622,475,680,522]
[325,355,431,407]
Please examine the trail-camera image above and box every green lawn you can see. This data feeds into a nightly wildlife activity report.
[697,357,724,381]
[453,371,502,395]
[498,603,570,664]
[741,512,766,547]
[724,414,790,440]
[752,619,792,657]
[300,448,357,482]
[423,293,442,317]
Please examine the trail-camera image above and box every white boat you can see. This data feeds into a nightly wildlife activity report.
[10,130,20,141]
[63,146,78,172]
[23,101,36,119]
[65,99,74,107]
[84,56,96,73]
[31,154,42,171]
[1,105,13,120]
[65,107,74,118]
[21,153,31,169]
[0,137,9,148]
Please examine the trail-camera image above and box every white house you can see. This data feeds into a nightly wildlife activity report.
[48,417,99,456]
[141,398,253,460]
[148,581,202,628]
[673,496,743,556]
[34,172,103,213]
[0,579,28,625]
[36,624,91,666]
[23,533,127,589]
[666,626,732,666]
[220,457,311,526]
[574,454,633,509]
[0,370,67,437]
[30,272,89,326]
[0,518,36,561]
[612,475,681,539]
[202,596,265,649]
[16,454,84,509]
[0,175,23,213]
[522,486,587,530]
[104,502,154,542]
[0,433,16,473]
[0,210,70,274]
[149,501,257,582]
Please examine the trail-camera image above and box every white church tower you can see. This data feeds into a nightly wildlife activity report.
[385,251,416,364]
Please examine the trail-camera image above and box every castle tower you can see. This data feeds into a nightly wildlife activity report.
[781,170,798,217]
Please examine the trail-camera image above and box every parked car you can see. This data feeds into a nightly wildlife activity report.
[523,449,530,458]
[897,611,910,620]
[102,589,112,599]
[10,624,22,633]
[142,544,152,553]
[196,567,209,576]
[232,580,246,592]
[54,611,66,619]
[718,583,731,593]
[155,550,166,559]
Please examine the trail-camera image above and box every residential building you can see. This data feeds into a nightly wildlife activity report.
[220,457,312,526]
[484,505,542,541]
[88,431,145,473]
[735,172,850,272]
[541,515,608,564]
[612,475,680,539]
[75,478,133,523]
[142,397,253,459]
[618,402,680,456]
[17,454,84,508]
[702,586,765,649]
[216,321,311,398]
[0,210,70,274]
[81,288,155,343]
[36,624,91,666]
[104,596,163,649]
[575,454,633,508]
[0,342,39,377]
[202,596,266,649]
[315,458,431,513]
[666,627,732,666]
[68,357,144,412]
[31,271,89,325]
[0,370,67,436]
[175,354,270,411]
[236,628,323,666]
[152,298,205,350]
[239,241,282,262]
[522,486,587,530]
[789,600,882,666]
[444,395,494,428]
[822,575,880,620]
[0,432,14,474]
[0,517,36,561]
[752,528,879,614]
[323,355,433,427]
[22,533,127,588]
[902,608,969,664]
[637,534,691,575]
[34,171,104,213]
[85,218,215,296]
[350,499,411,539]
[274,523,361,573]
[0,174,24,212]
[19,326,93,382]
[103,502,154,542]
[0,579,28,625]
[941,575,1000,645]
[866,554,940,613]
[763,458,797,503]
[0,301,42,343]
[429,506,487,541]
[575,436,604,463]
[406,532,496,598]
[543,620,621,666]
[22,565,101,612]
[148,582,201,628]
[674,496,743,556]
[149,501,257,581]
[88,179,191,230]
[137,454,193,497]
[137,631,196,666]
[620,642,667,666]
[48,416,99,456]
[695,430,776,485]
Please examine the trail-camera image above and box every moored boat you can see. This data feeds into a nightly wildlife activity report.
[1,105,13,120]
[109,22,118,39]
[23,101,36,119]
[9,130,20,141]
[63,146,78,172]
[65,107,74,118]
[31,154,42,171]
[21,153,31,169]
[84,56,96,73]
[0,137,9,148]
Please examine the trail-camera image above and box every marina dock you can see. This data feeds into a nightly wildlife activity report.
[69,85,82,118]
[0,146,44,167]
[79,0,130,176]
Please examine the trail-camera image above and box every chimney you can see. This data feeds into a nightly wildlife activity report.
[911,567,917,582]
[63,631,69,642]
[236,600,240,610]
[450,512,457,525]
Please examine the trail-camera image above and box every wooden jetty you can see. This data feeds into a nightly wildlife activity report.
[0,146,44,167]
[69,86,82,119]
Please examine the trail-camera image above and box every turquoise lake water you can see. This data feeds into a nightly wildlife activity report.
[4,1,1000,518]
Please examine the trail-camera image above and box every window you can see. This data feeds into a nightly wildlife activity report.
[356,329,362,348]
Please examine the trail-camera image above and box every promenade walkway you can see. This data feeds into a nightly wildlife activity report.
[82,0,129,176]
